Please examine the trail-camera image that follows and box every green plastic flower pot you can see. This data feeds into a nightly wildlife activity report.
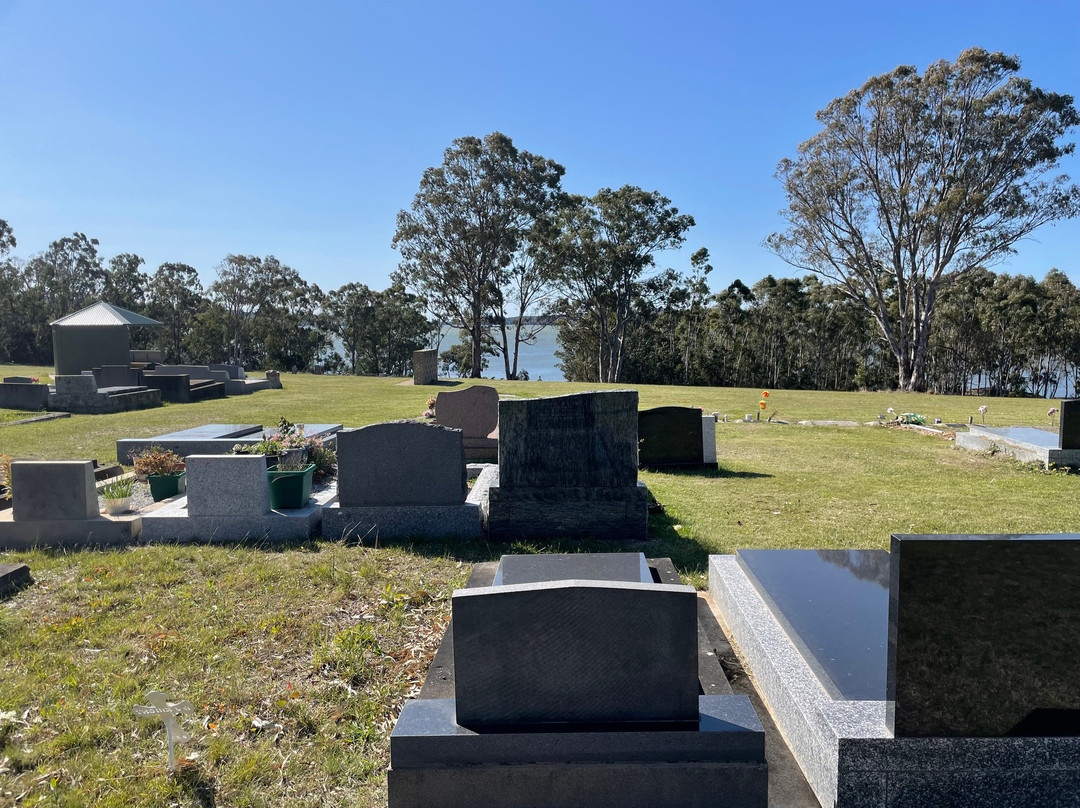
[267,464,315,510]
[148,471,186,502]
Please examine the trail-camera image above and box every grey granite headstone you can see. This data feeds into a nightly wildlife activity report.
[413,349,438,385]
[498,391,638,489]
[12,461,98,521]
[1060,399,1080,450]
[452,578,698,727]
[337,421,466,507]
[3,376,33,383]
[185,455,270,517]
[54,374,98,396]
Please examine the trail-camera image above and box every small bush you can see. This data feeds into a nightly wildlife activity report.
[132,446,185,476]
[100,477,136,499]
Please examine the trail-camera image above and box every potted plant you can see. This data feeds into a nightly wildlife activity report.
[100,476,136,515]
[266,454,315,510]
[133,446,187,502]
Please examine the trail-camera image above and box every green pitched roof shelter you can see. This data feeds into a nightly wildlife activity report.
[51,302,163,376]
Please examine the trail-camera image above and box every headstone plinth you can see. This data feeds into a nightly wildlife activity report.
[0,460,139,549]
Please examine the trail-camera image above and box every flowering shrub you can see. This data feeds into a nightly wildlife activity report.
[133,446,185,476]
[232,417,337,477]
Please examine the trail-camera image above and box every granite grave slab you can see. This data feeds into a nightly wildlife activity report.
[116,423,340,464]
[957,421,1080,466]
[710,536,1080,808]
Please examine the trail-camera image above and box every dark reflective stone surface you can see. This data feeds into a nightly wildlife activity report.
[638,406,704,468]
[736,549,889,700]
[1061,399,1080,450]
[976,426,1058,448]
[494,552,651,586]
[888,534,1080,737]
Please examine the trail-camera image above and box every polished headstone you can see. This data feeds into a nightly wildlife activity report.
[452,579,698,728]
[497,390,638,489]
[1060,399,1080,450]
[888,533,1080,737]
[493,552,652,586]
[336,421,466,507]
[434,386,499,440]
[638,406,705,468]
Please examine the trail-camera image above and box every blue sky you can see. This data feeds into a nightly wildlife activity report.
[1,0,1078,295]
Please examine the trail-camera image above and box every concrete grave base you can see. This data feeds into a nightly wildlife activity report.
[0,513,140,549]
[140,485,334,543]
[486,476,649,541]
[709,553,1080,808]
[322,502,482,541]
[388,697,767,808]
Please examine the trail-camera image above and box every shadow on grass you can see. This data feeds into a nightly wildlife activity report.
[345,501,714,579]
[647,466,773,480]
[176,764,217,808]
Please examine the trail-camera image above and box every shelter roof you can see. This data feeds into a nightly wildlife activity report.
[50,301,163,328]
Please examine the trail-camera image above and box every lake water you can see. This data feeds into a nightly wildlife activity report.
[437,327,564,381]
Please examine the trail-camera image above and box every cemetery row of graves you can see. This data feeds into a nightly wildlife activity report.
[2,366,1080,806]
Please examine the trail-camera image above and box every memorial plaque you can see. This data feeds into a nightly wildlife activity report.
[1060,399,1080,450]
[888,534,1080,737]
[453,579,698,728]
[493,552,652,585]
[497,391,638,489]
[638,406,705,468]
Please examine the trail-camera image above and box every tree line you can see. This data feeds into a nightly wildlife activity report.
[2,49,1076,394]
[0,222,431,375]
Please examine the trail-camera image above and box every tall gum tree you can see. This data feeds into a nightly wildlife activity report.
[392,132,565,378]
[768,48,1080,391]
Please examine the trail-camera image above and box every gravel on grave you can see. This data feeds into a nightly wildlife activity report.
[96,476,337,515]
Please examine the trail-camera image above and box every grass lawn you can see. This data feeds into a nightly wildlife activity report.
[2,364,1078,806]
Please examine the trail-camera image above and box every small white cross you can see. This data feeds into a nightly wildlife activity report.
[133,691,195,772]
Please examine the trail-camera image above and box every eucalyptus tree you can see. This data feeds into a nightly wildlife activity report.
[326,282,431,376]
[392,132,565,378]
[555,186,695,383]
[27,232,106,320]
[768,48,1080,391]
[147,262,204,363]
[103,253,148,313]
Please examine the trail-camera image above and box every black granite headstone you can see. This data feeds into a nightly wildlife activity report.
[638,406,705,468]
[497,391,638,489]
[887,534,1080,737]
[453,552,698,728]
[1059,399,1080,450]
